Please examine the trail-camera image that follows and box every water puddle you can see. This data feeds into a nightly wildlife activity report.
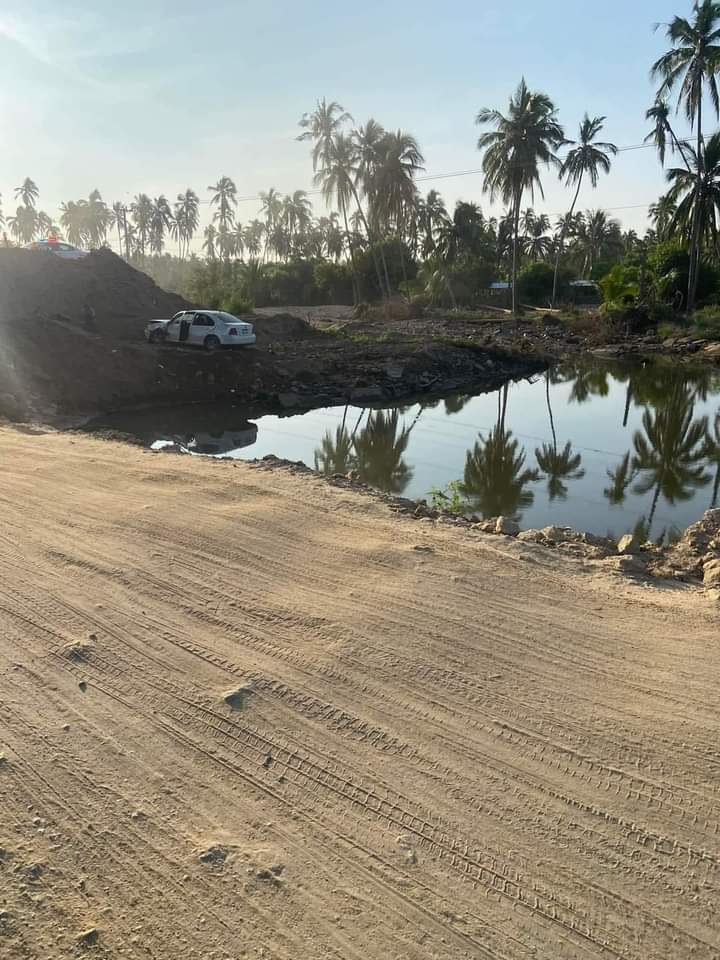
[91,358,720,543]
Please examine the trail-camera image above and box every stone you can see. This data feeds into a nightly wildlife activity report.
[703,558,720,587]
[76,928,99,946]
[199,845,228,865]
[350,385,384,403]
[605,555,647,576]
[385,364,404,380]
[541,525,577,544]
[617,533,640,555]
[517,529,544,543]
[495,517,520,536]
[277,391,302,409]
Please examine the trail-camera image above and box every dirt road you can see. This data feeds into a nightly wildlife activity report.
[0,428,718,959]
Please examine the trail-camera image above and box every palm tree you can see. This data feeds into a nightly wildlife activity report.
[666,131,720,253]
[297,98,353,172]
[202,223,217,260]
[8,205,38,243]
[631,382,711,533]
[651,1,720,311]
[149,195,173,255]
[111,201,130,257]
[370,130,424,242]
[14,178,39,209]
[284,190,312,253]
[243,220,265,259]
[173,190,199,260]
[259,188,284,258]
[523,213,552,260]
[644,96,693,169]
[551,114,617,305]
[476,78,565,315]
[417,190,457,307]
[649,193,678,240]
[574,209,622,277]
[208,177,237,232]
[130,193,153,259]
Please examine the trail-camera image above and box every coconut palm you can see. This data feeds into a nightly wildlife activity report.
[233,221,245,260]
[202,224,217,260]
[666,131,720,253]
[631,383,711,533]
[243,220,265,259]
[573,209,622,277]
[417,190,457,307]
[644,97,693,169]
[284,190,313,251]
[551,114,617,305]
[130,193,153,258]
[208,177,237,232]
[371,130,424,238]
[649,193,678,240]
[297,98,353,172]
[8,205,38,243]
[476,78,565,314]
[651,1,720,311]
[14,178,39,209]
[523,213,552,260]
[173,189,199,260]
[149,195,173,255]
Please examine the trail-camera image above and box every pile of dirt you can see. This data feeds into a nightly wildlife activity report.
[0,248,189,342]
[250,312,317,346]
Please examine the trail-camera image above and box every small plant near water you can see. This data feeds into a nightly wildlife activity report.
[429,481,467,515]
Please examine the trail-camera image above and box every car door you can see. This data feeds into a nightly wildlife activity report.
[166,314,183,342]
[190,312,214,346]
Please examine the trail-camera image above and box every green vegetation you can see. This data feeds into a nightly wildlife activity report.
[2,3,720,327]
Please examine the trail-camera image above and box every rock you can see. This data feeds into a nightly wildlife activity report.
[223,686,253,711]
[198,845,228,865]
[495,517,520,536]
[277,391,302,409]
[541,525,577,544]
[350,385,384,403]
[76,928,99,946]
[606,555,647,576]
[578,531,615,549]
[517,529,544,543]
[703,558,720,587]
[702,342,720,357]
[617,533,640,555]
[385,364,404,380]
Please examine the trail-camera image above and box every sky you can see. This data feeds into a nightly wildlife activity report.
[0,0,705,250]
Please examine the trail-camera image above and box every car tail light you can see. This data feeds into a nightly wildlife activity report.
[229,327,237,336]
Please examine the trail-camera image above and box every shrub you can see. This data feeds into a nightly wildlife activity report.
[518,262,573,306]
[692,305,720,338]
[222,295,255,315]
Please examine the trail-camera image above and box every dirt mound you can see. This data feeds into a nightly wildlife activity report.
[0,248,189,342]
[250,312,316,345]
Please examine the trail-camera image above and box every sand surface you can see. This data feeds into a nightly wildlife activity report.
[0,428,718,959]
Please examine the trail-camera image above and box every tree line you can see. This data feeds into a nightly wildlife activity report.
[2,2,719,315]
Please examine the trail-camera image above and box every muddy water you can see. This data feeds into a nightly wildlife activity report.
[93,358,720,543]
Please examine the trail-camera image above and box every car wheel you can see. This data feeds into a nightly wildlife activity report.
[204,335,221,352]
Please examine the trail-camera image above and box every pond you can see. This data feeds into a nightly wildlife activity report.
[94,359,720,544]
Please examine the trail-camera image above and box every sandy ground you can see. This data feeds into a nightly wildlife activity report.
[0,428,719,960]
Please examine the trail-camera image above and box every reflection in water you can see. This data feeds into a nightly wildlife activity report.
[461,427,539,520]
[314,408,415,494]
[90,358,720,541]
[630,381,710,534]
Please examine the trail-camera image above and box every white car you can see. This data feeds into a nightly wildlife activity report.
[25,238,89,259]
[145,310,256,350]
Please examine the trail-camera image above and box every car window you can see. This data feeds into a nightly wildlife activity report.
[193,314,214,327]
[171,312,184,321]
